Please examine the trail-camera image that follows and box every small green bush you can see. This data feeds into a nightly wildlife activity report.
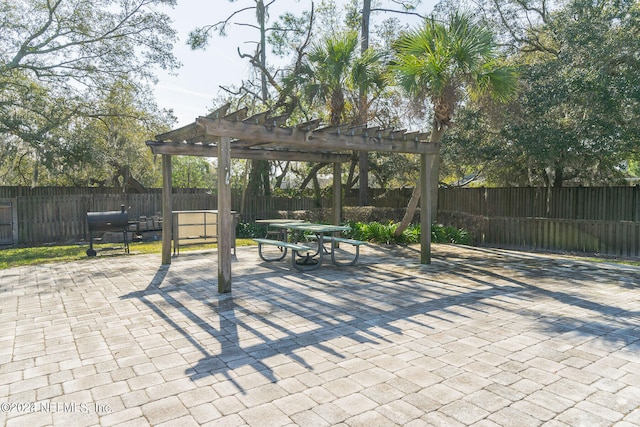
[432,224,472,244]
[236,222,268,238]
[365,221,396,244]
[344,221,471,245]
[400,224,421,244]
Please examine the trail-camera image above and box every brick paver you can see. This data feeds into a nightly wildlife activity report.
[1,243,639,426]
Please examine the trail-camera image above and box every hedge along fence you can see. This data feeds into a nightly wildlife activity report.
[268,206,411,224]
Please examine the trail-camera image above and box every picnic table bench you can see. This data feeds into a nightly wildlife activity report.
[304,235,365,265]
[252,237,321,271]
[253,221,366,271]
[329,236,365,266]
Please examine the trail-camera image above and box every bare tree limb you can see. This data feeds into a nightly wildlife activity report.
[370,8,425,19]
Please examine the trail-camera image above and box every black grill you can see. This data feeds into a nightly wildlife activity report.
[86,205,130,257]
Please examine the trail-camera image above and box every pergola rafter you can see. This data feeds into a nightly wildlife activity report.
[146,106,439,293]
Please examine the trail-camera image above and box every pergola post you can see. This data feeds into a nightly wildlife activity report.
[161,154,172,265]
[217,136,232,293]
[333,162,342,226]
[420,153,435,264]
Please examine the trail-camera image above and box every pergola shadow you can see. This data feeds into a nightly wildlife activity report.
[121,245,640,393]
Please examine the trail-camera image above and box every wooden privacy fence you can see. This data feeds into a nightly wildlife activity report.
[439,186,640,221]
[8,190,330,244]
[2,186,640,258]
[481,217,640,258]
[436,186,640,257]
[0,199,16,245]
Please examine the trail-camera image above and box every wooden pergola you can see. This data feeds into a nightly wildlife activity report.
[146,104,439,293]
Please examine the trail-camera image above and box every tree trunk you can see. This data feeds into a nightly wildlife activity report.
[299,162,327,191]
[240,160,250,216]
[359,152,369,205]
[394,118,445,236]
[274,161,289,188]
[344,152,359,191]
[257,0,268,102]
[246,159,270,196]
[31,154,39,187]
[330,90,344,126]
[394,183,421,237]
[262,162,271,196]
[313,174,322,207]
[553,165,564,187]
[430,155,440,218]
[358,0,372,206]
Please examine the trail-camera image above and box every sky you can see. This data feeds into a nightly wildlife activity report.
[153,0,439,127]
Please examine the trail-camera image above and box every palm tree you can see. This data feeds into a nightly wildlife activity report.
[305,31,360,125]
[392,12,518,235]
[301,31,387,201]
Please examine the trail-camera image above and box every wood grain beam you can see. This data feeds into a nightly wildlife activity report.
[204,103,230,119]
[161,155,172,265]
[218,136,232,293]
[195,118,439,155]
[156,122,205,143]
[146,141,352,163]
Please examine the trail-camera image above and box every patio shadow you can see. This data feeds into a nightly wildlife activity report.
[121,244,640,393]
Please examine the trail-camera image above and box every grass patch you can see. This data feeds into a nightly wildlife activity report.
[574,256,640,267]
[0,239,256,270]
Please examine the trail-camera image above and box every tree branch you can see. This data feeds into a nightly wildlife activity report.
[370,8,425,19]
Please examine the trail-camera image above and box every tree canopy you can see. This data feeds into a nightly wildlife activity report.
[1,0,638,192]
[442,0,640,187]
[0,0,179,187]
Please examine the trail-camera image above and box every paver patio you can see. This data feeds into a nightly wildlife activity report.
[1,243,639,426]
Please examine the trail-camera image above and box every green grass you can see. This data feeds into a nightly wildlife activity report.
[574,256,640,267]
[0,239,256,270]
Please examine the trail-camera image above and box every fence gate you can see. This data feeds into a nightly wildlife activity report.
[0,199,16,245]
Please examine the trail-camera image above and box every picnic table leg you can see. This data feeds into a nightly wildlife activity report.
[330,241,360,266]
[298,232,327,257]
[291,235,324,271]
[258,242,288,262]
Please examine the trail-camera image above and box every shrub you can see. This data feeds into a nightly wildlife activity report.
[344,221,471,245]
[236,222,268,238]
[276,207,410,223]
[431,224,472,245]
[400,224,421,244]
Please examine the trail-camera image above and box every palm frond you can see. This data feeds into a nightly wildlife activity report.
[392,10,519,117]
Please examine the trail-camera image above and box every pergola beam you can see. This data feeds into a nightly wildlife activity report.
[155,122,205,143]
[196,117,439,155]
[146,141,352,163]
[161,155,172,265]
